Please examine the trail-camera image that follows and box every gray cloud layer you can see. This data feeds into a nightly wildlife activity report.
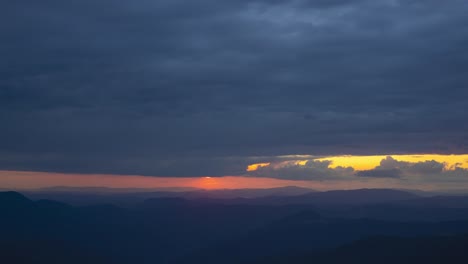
[1,0,468,176]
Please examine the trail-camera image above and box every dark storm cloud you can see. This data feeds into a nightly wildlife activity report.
[1,0,468,176]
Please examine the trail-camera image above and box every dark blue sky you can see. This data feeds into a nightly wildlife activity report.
[1,0,468,178]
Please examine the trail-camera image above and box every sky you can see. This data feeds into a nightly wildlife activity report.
[1,1,468,191]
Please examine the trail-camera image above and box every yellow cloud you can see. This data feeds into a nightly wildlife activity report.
[295,160,308,166]
[317,154,468,171]
[247,162,271,172]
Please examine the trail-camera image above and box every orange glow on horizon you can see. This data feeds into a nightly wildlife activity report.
[0,170,324,190]
[0,169,462,192]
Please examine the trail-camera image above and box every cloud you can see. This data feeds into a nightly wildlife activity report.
[355,156,447,178]
[247,159,355,180]
[1,0,468,176]
[356,168,402,178]
[246,156,468,187]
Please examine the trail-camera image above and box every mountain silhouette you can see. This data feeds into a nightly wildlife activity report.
[2,190,468,264]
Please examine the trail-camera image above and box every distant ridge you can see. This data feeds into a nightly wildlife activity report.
[32,185,314,196]
[0,191,35,211]
[35,186,201,193]
[245,188,420,206]
[0,191,33,204]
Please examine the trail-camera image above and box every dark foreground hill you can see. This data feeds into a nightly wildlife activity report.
[2,190,468,264]
[279,234,468,264]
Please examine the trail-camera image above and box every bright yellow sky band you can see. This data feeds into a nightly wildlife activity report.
[248,154,468,172]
